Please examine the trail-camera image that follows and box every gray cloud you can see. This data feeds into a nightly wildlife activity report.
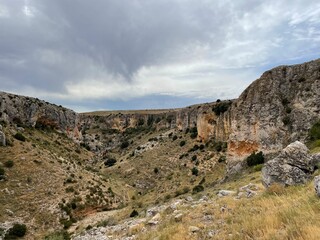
[0,0,320,111]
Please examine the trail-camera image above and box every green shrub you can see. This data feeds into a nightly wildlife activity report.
[188,144,199,152]
[14,133,26,142]
[190,127,198,139]
[192,185,204,194]
[282,116,291,125]
[246,151,264,166]
[154,167,159,174]
[309,121,320,141]
[212,101,232,115]
[191,155,197,161]
[0,167,5,176]
[104,158,117,167]
[213,141,227,152]
[191,167,199,176]
[4,160,14,168]
[172,135,178,141]
[137,118,144,126]
[179,140,186,147]
[218,155,226,163]
[44,230,70,240]
[253,164,263,172]
[120,141,129,149]
[5,223,27,239]
[130,209,139,218]
[60,219,73,229]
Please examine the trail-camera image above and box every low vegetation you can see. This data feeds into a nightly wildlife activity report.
[13,132,26,142]
[4,223,27,239]
[246,151,264,166]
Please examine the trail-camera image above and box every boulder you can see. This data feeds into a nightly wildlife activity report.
[262,141,314,187]
[189,226,200,233]
[314,176,320,197]
[0,125,6,146]
[217,190,236,197]
[174,213,183,222]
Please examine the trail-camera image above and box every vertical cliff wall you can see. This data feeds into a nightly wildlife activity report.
[227,59,320,160]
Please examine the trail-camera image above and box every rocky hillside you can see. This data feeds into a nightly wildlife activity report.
[0,92,81,140]
[80,59,320,164]
[1,59,320,165]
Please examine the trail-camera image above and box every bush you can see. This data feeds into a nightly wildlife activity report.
[14,133,26,142]
[212,101,232,115]
[192,185,204,194]
[80,142,90,151]
[104,158,117,167]
[218,155,226,163]
[282,116,291,125]
[44,230,70,240]
[191,155,197,161]
[120,141,129,149]
[172,135,178,141]
[137,118,144,126]
[60,219,73,229]
[213,141,227,152]
[5,223,27,239]
[188,144,199,152]
[179,141,186,147]
[154,167,159,174]
[191,167,199,176]
[190,127,198,139]
[0,167,5,176]
[246,151,264,166]
[130,209,139,218]
[309,121,320,141]
[253,164,263,172]
[4,160,14,168]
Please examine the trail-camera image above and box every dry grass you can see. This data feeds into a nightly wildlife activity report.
[136,169,320,240]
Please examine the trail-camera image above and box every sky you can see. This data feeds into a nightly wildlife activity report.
[0,0,319,112]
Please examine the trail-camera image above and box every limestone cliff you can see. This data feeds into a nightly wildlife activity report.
[227,59,320,160]
[0,92,80,139]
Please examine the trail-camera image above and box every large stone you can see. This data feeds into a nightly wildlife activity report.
[217,190,236,197]
[262,141,314,187]
[0,129,5,146]
[314,176,320,197]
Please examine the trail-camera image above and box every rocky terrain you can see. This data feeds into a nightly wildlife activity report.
[0,58,320,239]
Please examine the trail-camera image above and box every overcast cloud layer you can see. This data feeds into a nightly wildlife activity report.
[0,0,319,111]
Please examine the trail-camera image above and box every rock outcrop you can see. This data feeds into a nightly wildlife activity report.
[262,141,314,187]
[314,176,320,197]
[0,124,5,146]
[228,59,320,159]
[0,92,81,139]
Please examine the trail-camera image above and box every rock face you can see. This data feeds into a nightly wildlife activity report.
[262,141,314,187]
[0,92,81,139]
[0,124,5,146]
[228,59,320,160]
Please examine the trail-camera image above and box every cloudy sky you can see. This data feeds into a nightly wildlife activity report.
[0,0,319,112]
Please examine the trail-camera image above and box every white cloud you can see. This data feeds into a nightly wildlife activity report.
[1,0,320,110]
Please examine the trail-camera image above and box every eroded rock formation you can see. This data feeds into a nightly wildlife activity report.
[262,141,314,187]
